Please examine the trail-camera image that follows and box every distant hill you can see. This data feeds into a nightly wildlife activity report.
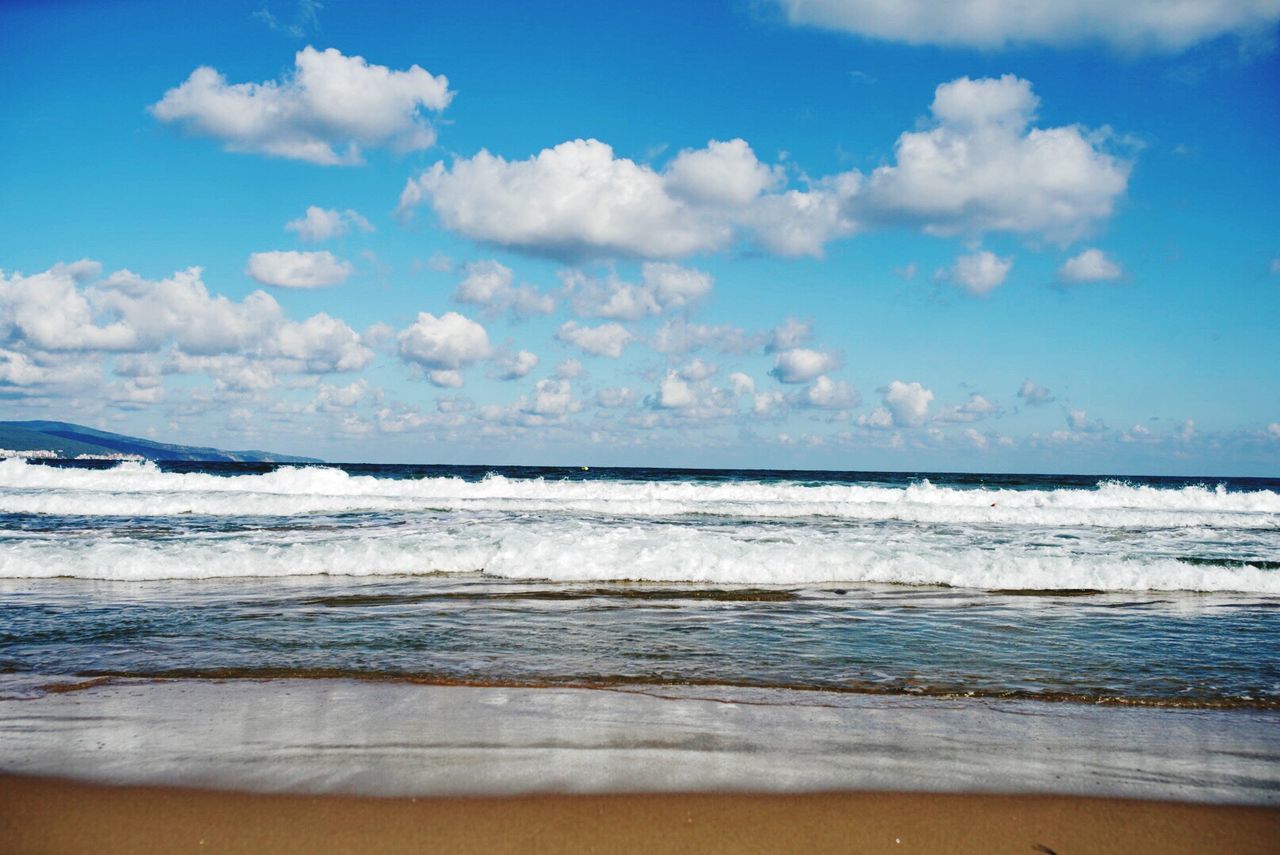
[0,420,321,464]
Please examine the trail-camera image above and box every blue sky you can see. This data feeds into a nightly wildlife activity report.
[1,0,1278,473]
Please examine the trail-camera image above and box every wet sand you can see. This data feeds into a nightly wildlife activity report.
[3,772,1278,854]
[3,677,1278,803]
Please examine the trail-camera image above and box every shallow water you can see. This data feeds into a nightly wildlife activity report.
[1,459,1278,707]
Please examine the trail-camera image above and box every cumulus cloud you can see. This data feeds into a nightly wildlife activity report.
[454,260,555,318]
[951,251,1013,295]
[1058,247,1122,282]
[772,0,1280,52]
[857,75,1130,243]
[858,407,894,429]
[650,319,757,355]
[656,371,698,409]
[753,390,786,416]
[286,206,374,241]
[1017,380,1053,405]
[565,262,714,321]
[151,47,453,165]
[400,76,1125,259]
[596,386,638,408]
[397,311,490,385]
[664,138,784,206]
[1067,408,1107,433]
[270,312,375,373]
[729,372,756,396]
[881,380,934,427]
[522,379,576,417]
[555,358,584,379]
[800,375,860,409]
[398,138,854,260]
[555,321,633,358]
[0,261,372,400]
[935,393,999,422]
[399,139,727,258]
[246,250,353,288]
[766,318,813,352]
[1,260,134,352]
[769,347,839,383]
[963,428,989,449]
[495,349,539,380]
[310,379,379,413]
[680,358,718,382]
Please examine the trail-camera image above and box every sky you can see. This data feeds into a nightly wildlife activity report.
[1,0,1278,474]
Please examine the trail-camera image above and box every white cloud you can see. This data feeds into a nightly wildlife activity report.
[657,371,698,409]
[1059,248,1122,282]
[642,262,714,309]
[397,311,490,381]
[858,75,1130,243]
[522,379,576,417]
[882,380,934,427]
[399,139,728,258]
[401,76,1124,259]
[1,262,372,390]
[680,358,718,382]
[772,0,1280,52]
[496,349,539,380]
[597,386,638,408]
[0,349,99,391]
[555,321,633,358]
[246,250,352,288]
[1,260,134,352]
[428,369,463,388]
[753,390,786,416]
[310,379,377,412]
[729,372,756,396]
[399,138,853,260]
[951,251,1013,295]
[858,407,894,429]
[963,427,989,449]
[454,260,555,318]
[1270,259,1280,275]
[1017,380,1053,405]
[1268,422,1280,439]
[664,138,784,206]
[555,358,584,379]
[650,319,756,355]
[563,270,660,321]
[152,47,453,165]
[801,375,860,409]
[935,393,999,422]
[766,318,812,352]
[286,206,374,241]
[270,312,374,373]
[1067,408,1106,433]
[770,347,839,383]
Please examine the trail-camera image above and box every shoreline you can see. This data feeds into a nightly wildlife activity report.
[3,677,1277,805]
[4,772,1278,854]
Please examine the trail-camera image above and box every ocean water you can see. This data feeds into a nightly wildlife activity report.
[1,458,1278,708]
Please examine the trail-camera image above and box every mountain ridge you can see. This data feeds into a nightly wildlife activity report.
[0,420,321,464]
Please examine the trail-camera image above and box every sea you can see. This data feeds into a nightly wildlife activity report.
[1,458,1279,800]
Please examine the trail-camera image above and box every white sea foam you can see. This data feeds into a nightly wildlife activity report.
[0,515,1276,592]
[1,459,1277,529]
[2,460,1277,592]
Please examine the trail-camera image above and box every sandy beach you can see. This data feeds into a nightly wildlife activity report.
[4,772,1278,854]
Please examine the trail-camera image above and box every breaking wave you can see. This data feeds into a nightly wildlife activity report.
[1,459,1277,529]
